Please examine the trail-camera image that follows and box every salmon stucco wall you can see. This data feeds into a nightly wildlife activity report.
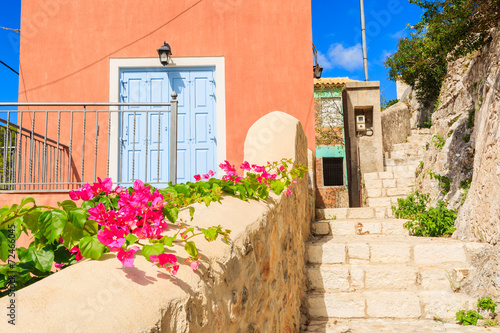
[18,0,314,169]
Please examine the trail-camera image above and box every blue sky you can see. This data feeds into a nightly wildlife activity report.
[0,1,422,108]
[312,0,422,101]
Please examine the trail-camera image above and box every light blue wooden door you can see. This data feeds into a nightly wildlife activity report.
[119,67,216,185]
[120,70,170,184]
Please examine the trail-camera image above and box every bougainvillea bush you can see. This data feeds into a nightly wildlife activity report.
[0,158,306,297]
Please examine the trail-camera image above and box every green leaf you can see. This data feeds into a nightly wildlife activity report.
[203,196,212,207]
[24,246,54,272]
[19,196,36,210]
[0,231,10,262]
[125,234,138,247]
[22,210,41,232]
[184,241,198,258]
[79,235,105,260]
[39,210,68,244]
[188,206,195,221]
[163,207,178,223]
[84,220,98,235]
[81,201,96,210]
[202,227,217,241]
[62,222,84,249]
[58,200,77,212]
[270,180,285,195]
[68,208,87,229]
[160,235,174,247]
[142,243,165,261]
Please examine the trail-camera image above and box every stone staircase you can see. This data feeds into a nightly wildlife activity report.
[304,207,491,332]
[364,129,432,218]
[303,130,495,332]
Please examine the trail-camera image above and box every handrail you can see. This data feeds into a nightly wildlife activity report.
[0,117,70,149]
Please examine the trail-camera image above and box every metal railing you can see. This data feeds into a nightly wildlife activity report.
[0,92,178,192]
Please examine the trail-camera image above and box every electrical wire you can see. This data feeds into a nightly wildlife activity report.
[0,61,19,75]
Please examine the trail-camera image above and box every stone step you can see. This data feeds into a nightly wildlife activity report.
[311,219,408,237]
[306,235,487,266]
[306,290,477,320]
[303,318,497,332]
[364,170,416,182]
[366,187,414,200]
[381,164,418,174]
[307,263,470,293]
[367,195,412,208]
[316,207,377,220]
[385,157,423,167]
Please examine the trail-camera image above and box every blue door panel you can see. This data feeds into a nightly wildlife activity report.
[120,67,215,185]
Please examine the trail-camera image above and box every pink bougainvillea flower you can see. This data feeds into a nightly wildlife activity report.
[279,165,285,172]
[97,225,126,248]
[69,183,94,201]
[151,253,179,275]
[240,161,251,171]
[285,189,293,196]
[203,173,210,179]
[190,260,199,271]
[54,263,65,269]
[252,164,266,173]
[194,174,201,181]
[88,202,108,225]
[117,246,139,267]
[91,177,113,195]
[208,170,215,176]
[69,246,84,262]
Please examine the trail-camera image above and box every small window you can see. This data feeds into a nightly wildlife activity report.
[323,157,344,186]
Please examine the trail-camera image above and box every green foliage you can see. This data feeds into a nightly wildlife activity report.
[386,0,500,108]
[462,134,471,143]
[420,119,432,129]
[432,134,446,150]
[460,177,472,205]
[429,172,451,195]
[403,200,457,237]
[392,190,429,220]
[456,310,483,326]
[381,97,399,111]
[415,161,424,178]
[484,320,498,326]
[0,158,307,297]
[466,108,475,129]
[478,297,497,314]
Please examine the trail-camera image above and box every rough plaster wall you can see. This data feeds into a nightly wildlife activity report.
[381,102,411,152]
[415,28,500,246]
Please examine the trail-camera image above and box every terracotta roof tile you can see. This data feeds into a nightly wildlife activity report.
[314,77,356,88]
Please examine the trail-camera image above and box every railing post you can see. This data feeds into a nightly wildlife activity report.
[169,92,178,185]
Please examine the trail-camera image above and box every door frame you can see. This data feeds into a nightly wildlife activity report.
[108,57,226,183]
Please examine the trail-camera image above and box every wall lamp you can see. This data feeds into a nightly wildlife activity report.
[157,42,172,66]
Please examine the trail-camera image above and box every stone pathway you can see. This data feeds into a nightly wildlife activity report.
[303,130,496,332]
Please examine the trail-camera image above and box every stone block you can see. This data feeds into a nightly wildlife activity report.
[384,166,394,173]
[367,197,392,207]
[350,266,365,290]
[311,222,330,236]
[419,268,452,290]
[309,293,365,318]
[347,243,370,262]
[307,267,350,292]
[382,179,397,188]
[366,292,420,318]
[346,208,375,219]
[374,207,387,219]
[363,172,379,181]
[365,179,382,190]
[364,267,417,290]
[420,291,475,320]
[378,172,394,179]
[331,221,355,236]
[307,243,346,264]
[392,165,409,173]
[397,171,416,179]
[414,243,467,264]
[397,178,415,187]
[386,187,411,197]
[370,243,411,263]
[366,188,382,198]
[356,221,382,235]
[317,208,347,220]
[381,221,408,236]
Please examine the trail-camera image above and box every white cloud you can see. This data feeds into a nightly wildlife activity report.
[317,51,333,70]
[380,49,393,63]
[390,28,407,40]
[326,43,364,72]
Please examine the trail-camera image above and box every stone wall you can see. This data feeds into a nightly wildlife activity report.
[415,27,500,245]
[0,112,312,332]
[381,102,411,152]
